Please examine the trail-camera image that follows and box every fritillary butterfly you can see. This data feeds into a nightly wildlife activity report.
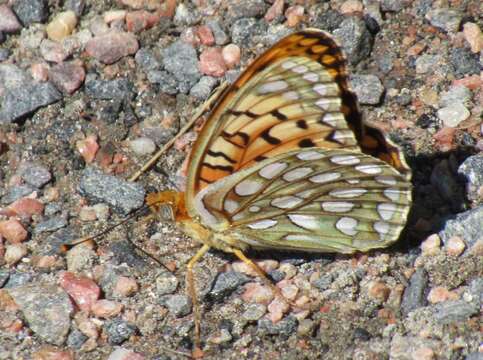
[148,29,412,350]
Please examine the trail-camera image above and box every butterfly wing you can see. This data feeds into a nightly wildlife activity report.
[191,148,411,253]
[186,29,410,213]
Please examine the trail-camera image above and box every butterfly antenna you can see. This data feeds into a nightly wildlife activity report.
[129,81,229,182]
[61,201,175,272]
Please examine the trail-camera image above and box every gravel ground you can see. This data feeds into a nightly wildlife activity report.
[0,1,482,359]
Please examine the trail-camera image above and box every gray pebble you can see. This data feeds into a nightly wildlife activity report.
[0,48,11,61]
[161,294,192,317]
[449,48,481,77]
[18,161,51,188]
[12,0,48,26]
[0,82,62,124]
[415,54,441,74]
[439,206,483,249]
[312,274,334,291]
[190,76,218,101]
[155,272,179,296]
[401,268,428,316]
[173,3,200,26]
[44,202,62,216]
[226,0,268,21]
[66,328,87,349]
[439,85,472,108]
[105,318,137,345]
[79,167,145,215]
[434,300,480,324]
[65,0,85,17]
[258,315,297,337]
[1,184,36,204]
[135,48,161,71]
[458,154,483,202]
[129,137,156,156]
[437,103,470,127]
[231,18,267,47]
[209,271,250,301]
[34,216,68,234]
[380,0,404,12]
[66,244,96,273]
[147,70,178,95]
[242,303,267,321]
[333,17,373,66]
[162,41,201,94]
[350,74,384,105]
[206,20,229,45]
[3,271,33,288]
[7,284,73,345]
[85,78,133,100]
[425,8,463,33]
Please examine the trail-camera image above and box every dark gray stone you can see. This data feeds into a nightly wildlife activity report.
[162,41,200,94]
[135,48,161,71]
[66,328,87,349]
[401,268,428,316]
[1,184,36,204]
[430,159,465,211]
[34,216,68,234]
[85,78,133,100]
[105,318,137,345]
[147,70,178,95]
[161,294,192,317]
[231,18,267,47]
[449,48,481,77]
[312,274,334,291]
[206,20,229,45]
[79,167,145,215]
[226,0,268,21]
[433,300,479,324]
[209,271,250,301]
[155,271,179,296]
[439,206,483,249]
[17,161,51,188]
[380,0,404,12]
[350,74,384,105]
[12,0,48,26]
[333,17,373,65]
[109,240,147,268]
[0,82,62,123]
[458,154,483,202]
[45,227,78,255]
[7,284,73,345]
[258,315,297,337]
[311,9,344,32]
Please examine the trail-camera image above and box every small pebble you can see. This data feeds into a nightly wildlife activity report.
[76,134,99,163]
[125,10,158,33]
[59,271,100,312]
[32,346,74,360]
[162,294,192,317]
[199,47,226,77]
[91,299,123,318]
[425,8,462,33]
[86,31,139,65]
[427,286,458,304]
[242,303,267,321]
[104,10,127,24]
[445,236,466,256]
[5,243,27,265]
[222,44,241,69]
[46,10,77,42]
[437,103,470,127]
[107,348,144,360]
[462,22,482,53]
[0,5,22,33]
[267,296,289,322]
[49,61,86,95]
[368,281,390,302]
[31,62,49,82]
[8,198,44,218]
[232,259,279,277]
[155,272,179,295]
[0,219,28,244]
[420,234,441,256]
[129,137,156,155]
[104,318,137,345]
[40,39,68,63]
[66,244,96,272]
[241,283,274,305]
[196,25,215,46]
[340,0,363,15]
[113,276,138,297]
[285,5,304,27]
[279,262,297,280]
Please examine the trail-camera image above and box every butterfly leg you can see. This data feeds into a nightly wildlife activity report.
[230,248,286,302]
[186,243,211,350]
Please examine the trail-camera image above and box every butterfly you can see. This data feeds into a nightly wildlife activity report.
[147,28,412,351]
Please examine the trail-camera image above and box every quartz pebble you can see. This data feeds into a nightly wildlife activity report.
[46,11,77,42]
[0,219,28,244]
[59,271,100,312]
[113,276,138,297]
[5,243,27,265]
[129,137,156,155]
[420,234,441,256]
[437,103,470,127]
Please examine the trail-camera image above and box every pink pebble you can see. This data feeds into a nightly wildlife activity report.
[76,135,99,164]
[241,283,274,305]
[126,10,159,33]
[199,47,226,77]
[7,198,44,219]
[196,25,215,46]
[91,299,123,318]
[445,236,466,256]
[267,296,289,322]
[0,219,28,244]
[31,63,50,82]
[114,276,139,297]
[60,272,100,312]
[86,31,139,65]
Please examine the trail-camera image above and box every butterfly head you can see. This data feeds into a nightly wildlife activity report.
[146,190,189,222]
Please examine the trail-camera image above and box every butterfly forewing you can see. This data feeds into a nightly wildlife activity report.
[187,29,410,209]
[191,148,411,254]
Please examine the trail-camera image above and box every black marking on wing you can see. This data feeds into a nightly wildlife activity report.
[254,155,267,162]
[207,150,237,164]
[298,138,316,148]
[202,162,235,173]
[261,129,281,145]
[296,119,308,129]
[271,109,288,121]
[228,109,258,118]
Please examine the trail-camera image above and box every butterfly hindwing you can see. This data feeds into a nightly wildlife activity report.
[191,148,411,254]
